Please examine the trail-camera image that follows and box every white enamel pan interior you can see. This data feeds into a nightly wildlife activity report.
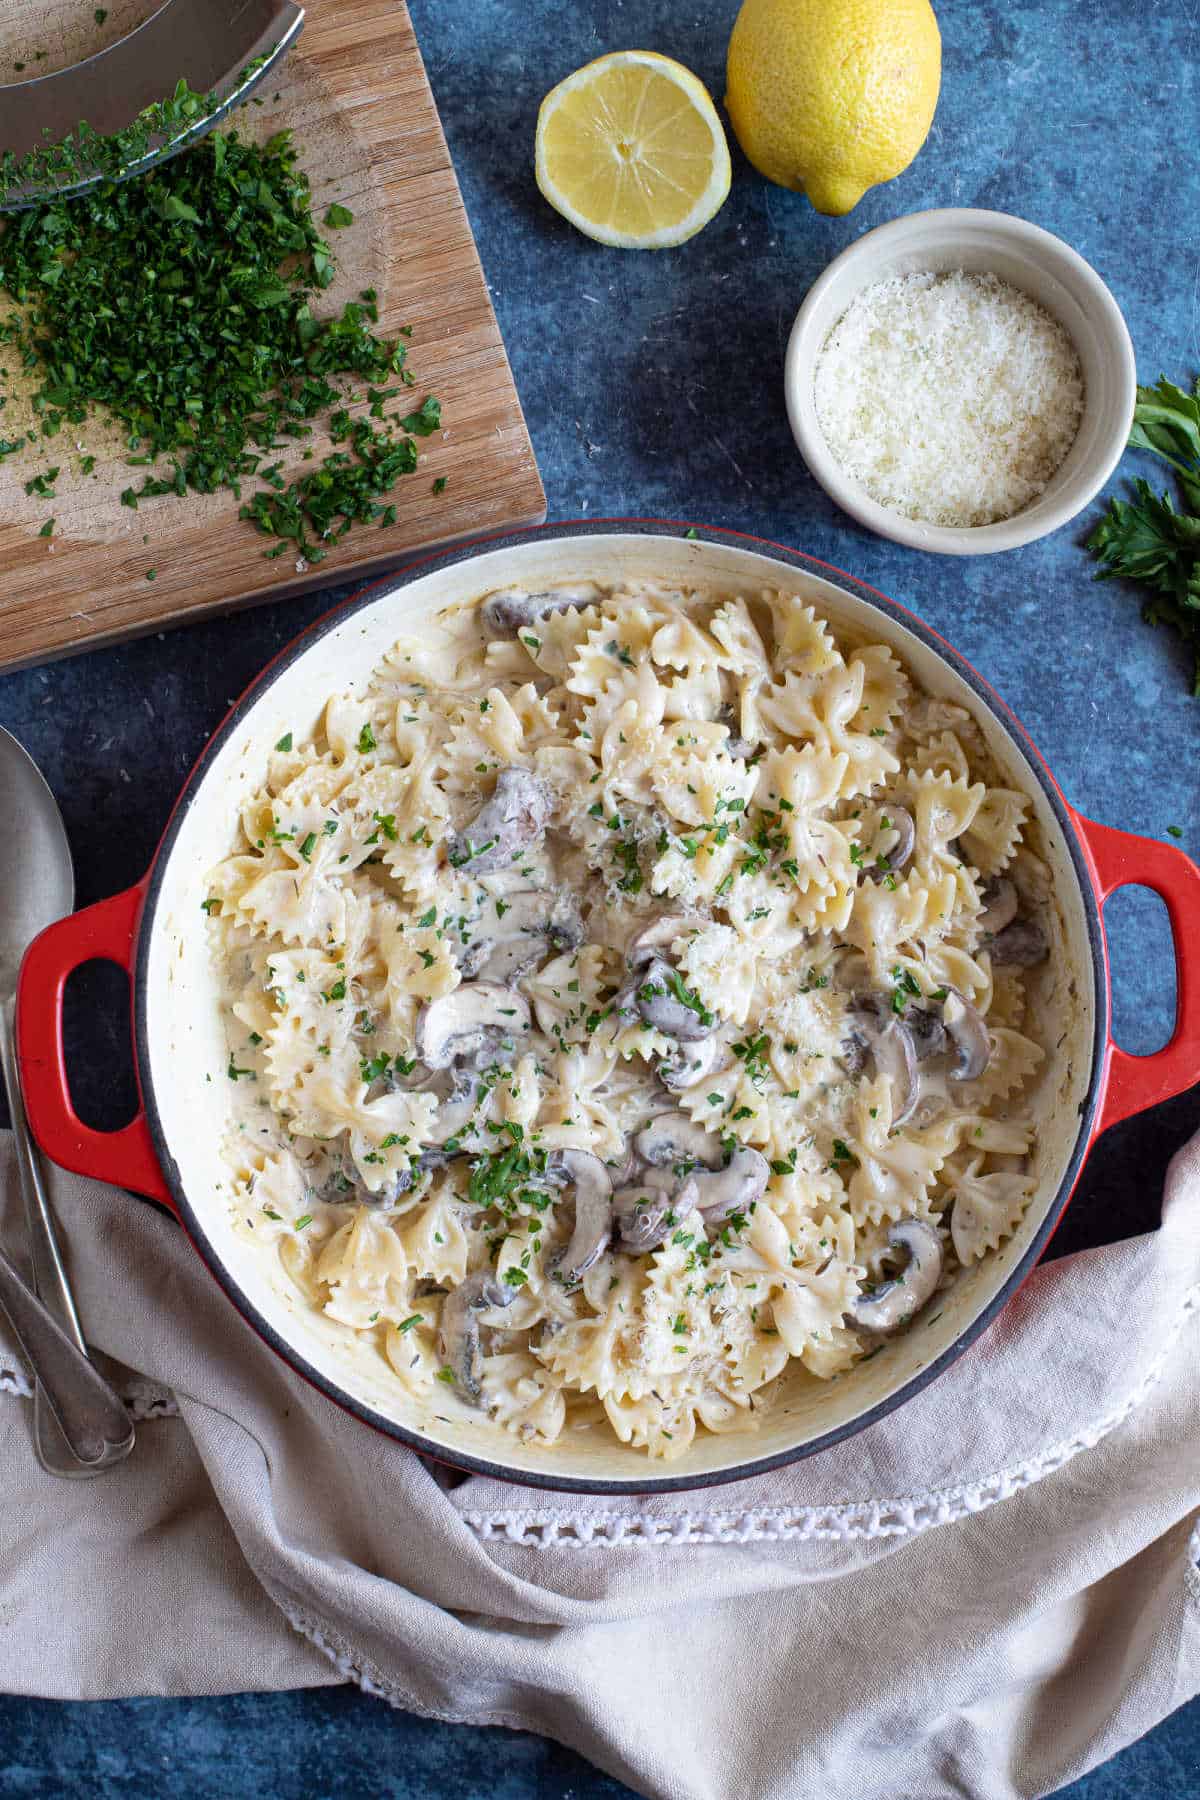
[138,525,1104,1493]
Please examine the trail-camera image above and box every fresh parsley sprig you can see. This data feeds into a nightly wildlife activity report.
[1088,375,1200,695]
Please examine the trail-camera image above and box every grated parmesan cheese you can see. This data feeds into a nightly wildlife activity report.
[812,271,1084,529]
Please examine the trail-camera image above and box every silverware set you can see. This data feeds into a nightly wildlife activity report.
[0,728,133,1476]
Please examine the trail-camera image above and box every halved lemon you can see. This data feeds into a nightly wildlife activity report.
[535,50,732,249]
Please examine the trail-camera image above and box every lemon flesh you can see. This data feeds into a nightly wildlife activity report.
[725,0,941,215]
[536,51,732,249]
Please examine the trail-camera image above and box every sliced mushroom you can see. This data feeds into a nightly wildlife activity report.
[660,1034,724,1093]
[635,956,713,1041]
[315,1151,414,1208]
[491,887,583,947]
[846,1218,944,1336]
[439,1273,516,1402]
[625,913,688,971]
[905,1006,948,1062]
[977,876,1019,939]
[686,1146,770,1223]
[990,917,1049,967]
[552,1149,614,1283]
[480,584,601,635]
[612,1184,677,1254]
[604,1141,640,1187]
[472,936,548,985]
[872,1021,920,1128]
[424,1066,481,1152]
[446,767,553,876]
[845,1002,921,1128]
[635,1112,724,1170]
[943,988,992,1082]
[713,702,760,761]
[415,982,531,1070]
[459,888,584,986]
[868,805,915,881]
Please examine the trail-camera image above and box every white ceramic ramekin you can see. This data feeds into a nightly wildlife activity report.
[785,208,1137,556]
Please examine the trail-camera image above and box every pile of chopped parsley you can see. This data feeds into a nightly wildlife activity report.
[0,121,440,561]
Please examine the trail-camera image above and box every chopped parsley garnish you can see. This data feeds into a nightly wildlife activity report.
[0,125,439,560]
[731,1031,770,1083]
[663,968,713,1028]
[614,838,643,894]
[356,722,377,754]
[275,732,293,753]
[889,965,921,1014]
[397,1314,424,1334]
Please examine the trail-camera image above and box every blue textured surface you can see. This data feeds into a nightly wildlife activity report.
[1,0,1199,1791]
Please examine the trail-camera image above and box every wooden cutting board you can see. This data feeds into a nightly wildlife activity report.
[0,0,545,671]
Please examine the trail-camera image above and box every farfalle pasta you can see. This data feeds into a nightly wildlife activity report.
[207,578,1055,1460]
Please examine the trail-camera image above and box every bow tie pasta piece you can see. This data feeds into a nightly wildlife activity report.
[393,1180,472,1288]
[846,867,959,983]
[316,1209,415,1331]
[480,1353,567,1447]
[945,1155,1036,1264]
[228,1146,313,1243]
[442,684,561,782]
[708,595,770,676]
[674,922,760,1026]
[960,787,1030,877]
[649,749,760,831]
[908,769,987,870]
[842,1073,960,1228]
[502,600,608,679]
[909,726,972,784]
[848,644,910,737]
[764,595,842,674]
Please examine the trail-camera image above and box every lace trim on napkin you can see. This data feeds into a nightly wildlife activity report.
[462,1284,1200,1548]
[277,1601,531,1730]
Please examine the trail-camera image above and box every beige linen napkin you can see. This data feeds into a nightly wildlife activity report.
[1,1128,1199,1800]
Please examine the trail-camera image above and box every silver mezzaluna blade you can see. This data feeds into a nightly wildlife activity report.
[1,0,304,211]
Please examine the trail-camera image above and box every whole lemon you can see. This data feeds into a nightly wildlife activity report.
[725,0,941,215]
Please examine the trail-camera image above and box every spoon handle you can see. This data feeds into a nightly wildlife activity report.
[1,1001,135,1473]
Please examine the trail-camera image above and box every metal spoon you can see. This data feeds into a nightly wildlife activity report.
[0,727,134,1475]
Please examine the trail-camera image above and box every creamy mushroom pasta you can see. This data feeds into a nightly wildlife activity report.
[208,579,1053,1460]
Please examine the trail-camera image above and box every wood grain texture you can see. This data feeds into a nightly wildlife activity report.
[0,0,545,670]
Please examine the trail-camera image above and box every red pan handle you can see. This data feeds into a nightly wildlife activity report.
[15,881,175,1210]
[1072,813,1200,1135]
